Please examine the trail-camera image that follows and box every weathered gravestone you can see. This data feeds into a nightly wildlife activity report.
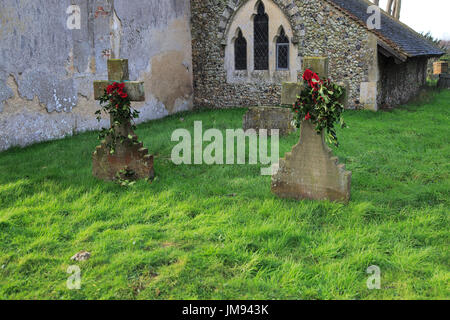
[281,57,349,108]
[281,82,304,106]
[242,74,303,137]
[272,57,352,203]
[242,57,334,136]
[302,56,329,79]
[92,59,154,181]
[243,106,295,136]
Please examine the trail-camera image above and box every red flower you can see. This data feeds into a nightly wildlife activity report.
[303,69,322,91]
[106,82,128,98]
[311,74,322,91]
[305,112,311,121]
[312,73,320,82]
[106,85,114,94]
[303,69,315,82]
[107,82,121,94]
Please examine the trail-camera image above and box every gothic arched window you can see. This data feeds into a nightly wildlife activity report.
[254,3,269,70]
[235,30,247,70]
[276,28,289,70]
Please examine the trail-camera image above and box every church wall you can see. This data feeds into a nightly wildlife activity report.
[0,0,193,152]
[377,56,428,108]
[223,0,301,84]
[190,0,375,109]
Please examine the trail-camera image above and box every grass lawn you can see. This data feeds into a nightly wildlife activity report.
[0,90,449,300]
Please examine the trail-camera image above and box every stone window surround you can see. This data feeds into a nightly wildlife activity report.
[223,0,300,84]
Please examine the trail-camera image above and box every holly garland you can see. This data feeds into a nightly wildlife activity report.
[95,82,140,154]
[292,69,347,147]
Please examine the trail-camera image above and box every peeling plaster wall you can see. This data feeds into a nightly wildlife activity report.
[0,0,193,152]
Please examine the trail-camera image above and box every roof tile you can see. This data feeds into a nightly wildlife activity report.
[326,0,445,57]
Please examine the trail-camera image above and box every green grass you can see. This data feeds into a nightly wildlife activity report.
[0,90,449,300]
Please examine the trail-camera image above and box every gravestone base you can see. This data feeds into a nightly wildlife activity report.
[243,106,296,136]
[92,123,154,181]
[93,139,154,182]
[271,120,351,203]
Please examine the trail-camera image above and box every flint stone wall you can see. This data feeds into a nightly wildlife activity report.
[191,0,375,109]
[377,56,428,108]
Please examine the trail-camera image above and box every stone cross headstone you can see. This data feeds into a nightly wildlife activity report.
[272,57,352,203]
[302,56,329,79]
[92,59,154,181]
[281,56,329,106]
